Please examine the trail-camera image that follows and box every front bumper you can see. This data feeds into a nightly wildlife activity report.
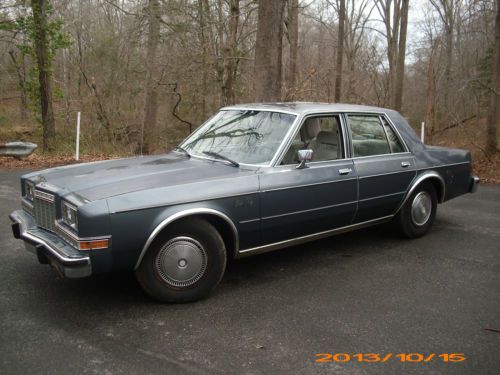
[9,210,92,278]
[469,175,480,194]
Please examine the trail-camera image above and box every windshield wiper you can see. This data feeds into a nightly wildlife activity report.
[174,146,190,158]
[202,151,239,167]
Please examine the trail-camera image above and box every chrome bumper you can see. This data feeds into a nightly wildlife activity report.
[9,210,92,278]
[469,176,480,194]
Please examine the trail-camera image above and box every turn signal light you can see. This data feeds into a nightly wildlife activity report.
[78,239,109,250]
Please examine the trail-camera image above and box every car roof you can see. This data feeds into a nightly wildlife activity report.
[221,101,424,153]
[221,102,391,115]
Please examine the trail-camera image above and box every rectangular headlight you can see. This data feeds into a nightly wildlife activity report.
[24,181,34,201]
[61,201,78,230]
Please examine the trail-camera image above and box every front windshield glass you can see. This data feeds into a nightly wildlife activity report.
[180,110,297,165]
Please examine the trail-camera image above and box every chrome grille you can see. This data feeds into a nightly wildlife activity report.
[33,190,56,232]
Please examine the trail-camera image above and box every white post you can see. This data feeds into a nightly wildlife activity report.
[76,112,81,161]
[420,121,425,143]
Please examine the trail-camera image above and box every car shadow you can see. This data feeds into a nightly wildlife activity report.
[23,221,406,308]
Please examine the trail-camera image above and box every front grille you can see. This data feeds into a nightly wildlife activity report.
[33,190,56,233]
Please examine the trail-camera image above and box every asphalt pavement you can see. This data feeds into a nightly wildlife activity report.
[0,169,499,374]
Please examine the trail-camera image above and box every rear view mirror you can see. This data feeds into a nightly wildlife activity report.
[296,149,313,169]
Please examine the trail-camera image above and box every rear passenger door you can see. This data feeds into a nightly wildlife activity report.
[347,114,416,223]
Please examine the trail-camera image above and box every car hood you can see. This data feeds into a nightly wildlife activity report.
[25,154,255,201]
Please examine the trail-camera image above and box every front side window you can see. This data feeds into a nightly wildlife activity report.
[181,110,296,165]
[281,115,343,165]
[349,115,392,157]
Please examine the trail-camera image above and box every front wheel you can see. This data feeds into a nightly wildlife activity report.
[136,218,227,303]
[396,182,438,238]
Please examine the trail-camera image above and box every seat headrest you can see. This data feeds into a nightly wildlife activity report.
[304,118,321,138]
[316,131,338,146]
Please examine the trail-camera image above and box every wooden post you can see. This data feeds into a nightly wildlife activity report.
[76,112,81,161]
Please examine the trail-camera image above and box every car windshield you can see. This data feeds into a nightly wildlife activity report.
[180,110,297,165]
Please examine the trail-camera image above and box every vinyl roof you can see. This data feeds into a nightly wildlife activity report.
[221,102,394,115]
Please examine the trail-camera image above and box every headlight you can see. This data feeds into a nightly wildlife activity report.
[61,201,78,230]
[24,181,34,201]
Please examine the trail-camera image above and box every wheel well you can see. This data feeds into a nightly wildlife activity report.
[150,214,237,259]
[198,214,237,258]
[425,177,445,203]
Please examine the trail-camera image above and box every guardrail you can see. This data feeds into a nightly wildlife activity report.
[0,142,37,159]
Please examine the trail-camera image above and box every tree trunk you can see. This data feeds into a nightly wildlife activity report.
[393,0,408,111]
[8,50,28,121]
[141,0,161,154]
[376,0,401,108]
[31,0,55,151]
[286,0,299,98]
[254,0,287,102]
[334,0,345,103]
[198,0,208,119]
[221,0,240,106]
[486,0,500,155]
[425,39,438,144]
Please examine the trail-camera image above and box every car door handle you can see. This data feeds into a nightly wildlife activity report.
[339,168,352,175]
[401,161,411,168]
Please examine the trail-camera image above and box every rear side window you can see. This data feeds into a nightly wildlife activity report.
[348,115,391,157]
[381,117,405,153]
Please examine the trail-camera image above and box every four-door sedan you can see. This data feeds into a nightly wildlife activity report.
[10,103,479,302]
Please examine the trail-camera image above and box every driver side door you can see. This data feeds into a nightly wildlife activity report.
[258,114,358,245]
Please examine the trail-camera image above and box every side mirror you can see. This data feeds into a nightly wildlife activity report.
[296,149,313,169]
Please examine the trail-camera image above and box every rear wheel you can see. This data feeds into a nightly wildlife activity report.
[396,182,437,238]
[136,218,226,303]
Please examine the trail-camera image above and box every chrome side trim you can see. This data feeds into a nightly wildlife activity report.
[262,177,357,193]
[239,218,260,224]
[262,201,357,221]
[359,190,406,202]
[417,161,470,170]
[358,169,415,179]
[134,208,239,270]
[351,152,412,160]
[236,215,394,258]
[55,221,111,242]
[394,171,446,215]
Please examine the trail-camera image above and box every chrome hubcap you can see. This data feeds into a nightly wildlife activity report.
[155,237,207,287]
[411,191,432,226]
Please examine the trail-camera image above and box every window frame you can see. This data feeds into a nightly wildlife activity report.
[275,113,348,167]
[344,112,409,159]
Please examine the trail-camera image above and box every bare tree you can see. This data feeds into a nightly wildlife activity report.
[254,0,287,102]
[486,0,499,155]
[221,0,240,105]
[375,0,409,111]
[334,0,345,102]
[429,0,459,106]
[32,0,55,151]
[425,38,440,143]
[8,49,27,120]
[142,0,161,154]
[393,0,408,111]
[286,0,299,98]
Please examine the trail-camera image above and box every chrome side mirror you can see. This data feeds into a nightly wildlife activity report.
[296,149,313,169]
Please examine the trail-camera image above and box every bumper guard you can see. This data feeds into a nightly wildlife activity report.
[9,210,92,278]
